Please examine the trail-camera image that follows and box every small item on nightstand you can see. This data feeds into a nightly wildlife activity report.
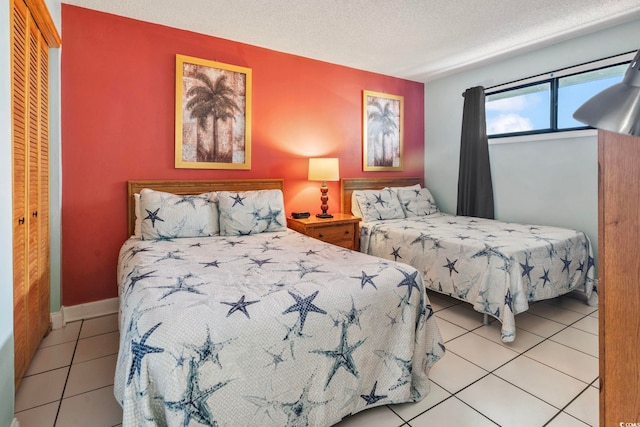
[292,212,310,219]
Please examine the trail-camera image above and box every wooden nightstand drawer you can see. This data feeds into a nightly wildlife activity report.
[286,213,361,251]
[312,224,354,242]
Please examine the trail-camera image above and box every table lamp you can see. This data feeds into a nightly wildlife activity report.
[308,158,340,218]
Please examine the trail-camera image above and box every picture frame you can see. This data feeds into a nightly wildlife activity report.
[175,54,252,169]
[362,90,404,171]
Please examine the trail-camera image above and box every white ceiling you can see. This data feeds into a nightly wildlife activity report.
[63,0,640,82]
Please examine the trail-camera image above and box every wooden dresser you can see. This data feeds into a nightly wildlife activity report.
[287,213,361,250]
[598,130,640,426]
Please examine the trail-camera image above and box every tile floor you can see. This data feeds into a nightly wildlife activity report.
[14,291,599,427]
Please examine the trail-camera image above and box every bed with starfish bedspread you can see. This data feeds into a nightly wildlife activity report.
[341,177,597,343]
[114,180,444,427]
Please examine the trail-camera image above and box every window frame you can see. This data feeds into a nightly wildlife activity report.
[486,51,635,139]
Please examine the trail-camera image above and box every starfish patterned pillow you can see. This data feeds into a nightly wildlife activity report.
[139,189,219,240]
[218,189,287,235]
[395,187,440,217]
[353,188,406,222]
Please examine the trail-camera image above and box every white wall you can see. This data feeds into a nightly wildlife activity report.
[424,18,640,270]
[1,3,15,426]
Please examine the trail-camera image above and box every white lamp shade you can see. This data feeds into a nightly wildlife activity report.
[308,158,340,181]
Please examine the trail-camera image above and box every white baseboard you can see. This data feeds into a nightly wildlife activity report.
[11,417,20,427]
[50,297,119,329]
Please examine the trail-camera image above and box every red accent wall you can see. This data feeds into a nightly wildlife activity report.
[61,5,425,306]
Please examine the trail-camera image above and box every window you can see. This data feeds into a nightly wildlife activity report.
[486,53,632,138]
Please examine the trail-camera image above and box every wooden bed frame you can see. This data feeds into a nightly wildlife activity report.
[127,179,284,237]
[340,177,424,215]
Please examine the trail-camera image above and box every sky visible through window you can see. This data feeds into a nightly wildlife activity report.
[486,63,627,136]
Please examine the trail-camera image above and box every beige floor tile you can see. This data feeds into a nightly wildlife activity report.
[544,295,598,316]
[389,382,450,421]
[73,331,120,364]
[494,356,588,409]
[425,291,460,312]
[546,411,590,427]
[524,340,598,384]
[334,405,406,427]
[572,315,598,335]
[513,312,566,337]
[445,333,519,371]
[64,354,117,398]
[79,314,119,339]
[14,401,59,427]
[428,351,488,393]
[56,385,122,427]
[472,322,545,353]
[457,374,558,427]
[433,318,467,342]
[550,326,598,357]
[527,302,586,325]
[15,367,68,412]
[435,304,484,331]
[40,321,81,349]
[410,397,498,427]
[25,341,75,376]
[565,386,599,426]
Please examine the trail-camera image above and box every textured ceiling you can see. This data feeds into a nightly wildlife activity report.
[62,0,640,81]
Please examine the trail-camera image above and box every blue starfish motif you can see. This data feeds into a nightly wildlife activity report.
[256,206,283,228]
[539,268,551,287]
[127,322,164,385]
[250,257,273,268]
[373,194,387,206]
[576,260,585,272]
[505,289,514,311]
[443,258,459,276]
[284,261,327,279]
[143,208,164,228]
[201,260,221,268]
[125,246,152,261]
[339,297,368,329]
[221,295,259,318]
[312,322,366,389]
[164,358,229,426]
[390,247,402,261]
[264,346,287,370]
[361,381,387,405]
[282,290,327,333]
[353,271,378,289]
[189,327,233,368]
[224,239,244,247]
[304,249,320,256]
[520,257,534,281]
[457,234,471,240]
[157,275,205,300]
[155,250,184,263]
[375,350,412,390]
[174,195,200,209]
[561,255,572,273]
[396,268,421,301]
[471,244,510,265]
[411,233,435,251]
[124,269,157,295]
[230,193,246,207]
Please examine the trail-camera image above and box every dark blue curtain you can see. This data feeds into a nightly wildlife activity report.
[456,86,494,219]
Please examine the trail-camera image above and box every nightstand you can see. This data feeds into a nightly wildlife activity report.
[287,213,361,251]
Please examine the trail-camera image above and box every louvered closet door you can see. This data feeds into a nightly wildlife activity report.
[11,0,51,387]
[12,0,29,384]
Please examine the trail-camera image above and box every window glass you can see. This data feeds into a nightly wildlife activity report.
[557,64,627,129]
[486,83,550,135]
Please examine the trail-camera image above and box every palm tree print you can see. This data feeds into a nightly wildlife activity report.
[367,99,399,166]
[186,72,241,163]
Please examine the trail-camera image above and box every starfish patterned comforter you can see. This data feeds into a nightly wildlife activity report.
[115,230,444,426]
[359,213,597,342]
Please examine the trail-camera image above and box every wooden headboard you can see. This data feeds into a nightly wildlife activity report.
[127,179,284,236]
[341,177,424,215]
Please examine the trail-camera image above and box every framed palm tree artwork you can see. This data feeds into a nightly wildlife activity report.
[362,90,404,171]
[175,54,252,169]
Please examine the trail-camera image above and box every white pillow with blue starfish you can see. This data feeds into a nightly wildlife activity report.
[353,188,405,222]
[218,189,287,235]
[396,187,440,217]
[139,189,219,240]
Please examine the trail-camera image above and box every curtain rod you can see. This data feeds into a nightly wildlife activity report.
[461,49,636,97]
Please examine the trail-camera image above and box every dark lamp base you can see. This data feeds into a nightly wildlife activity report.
[316,213,334,218]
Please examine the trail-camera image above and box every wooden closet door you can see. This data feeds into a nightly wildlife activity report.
[11,0,51,387]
